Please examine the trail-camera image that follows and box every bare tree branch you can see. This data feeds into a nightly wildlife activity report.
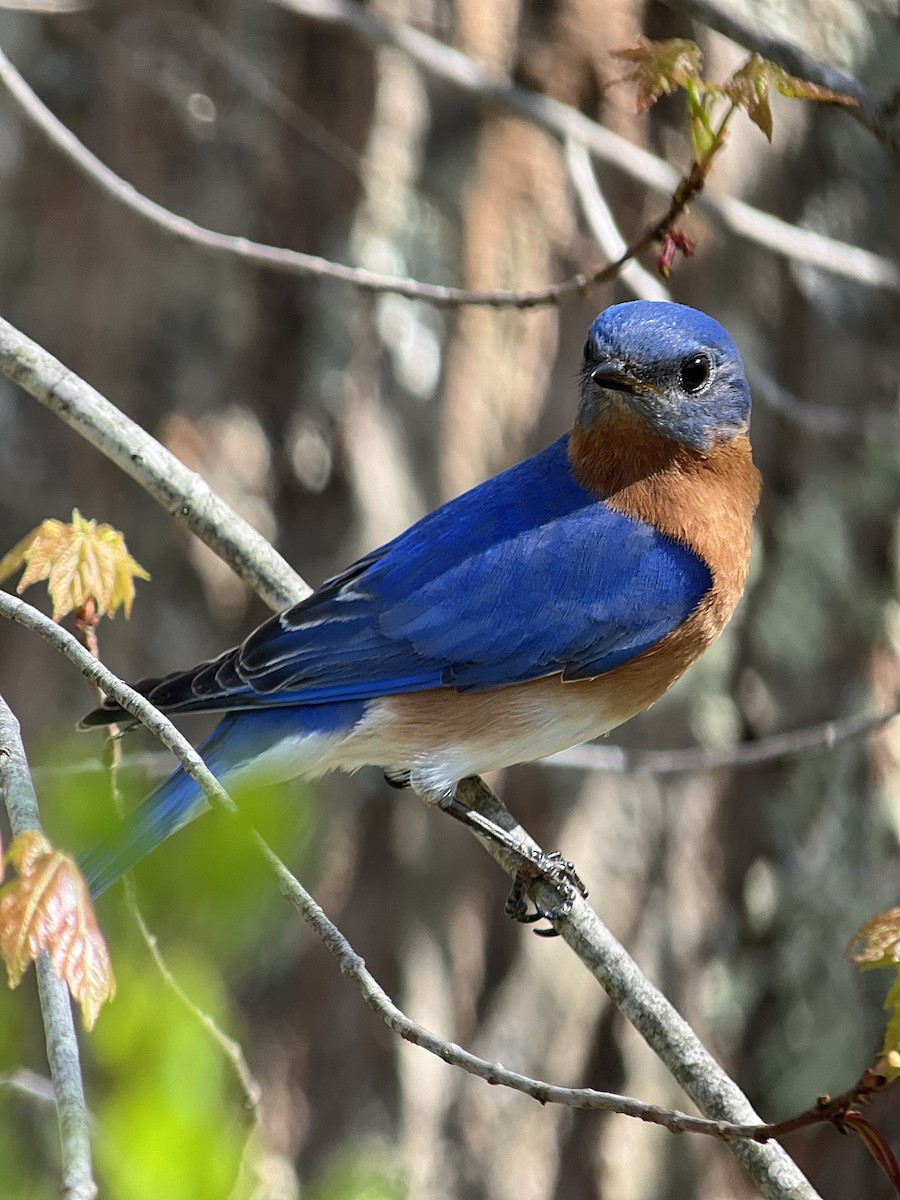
[0,696,97,1200]
[0,0,86,9]
[565,139,672,303]
[0,1068,58,1106]
[1,30,897,303]
[568,138,900,447]
[661,0,900,155]
[0,591,824,1198]
[548,704,900,774]
[272,0,900,294]
[0,314,308,612]
[34,692,900,788]
[0,45,676,310]
[129,897,263,1118]
[747,363,900,441]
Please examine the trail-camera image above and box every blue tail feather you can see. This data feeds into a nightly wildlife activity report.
[79,700,366,899]
[80,767,205,899]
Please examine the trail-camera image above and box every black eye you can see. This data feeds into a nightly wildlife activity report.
[680,353,711,394]
[583,338,593,361]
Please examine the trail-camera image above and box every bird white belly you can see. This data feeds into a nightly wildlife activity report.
[341,680,629,802]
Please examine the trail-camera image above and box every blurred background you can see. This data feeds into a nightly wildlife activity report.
[0,0,898,1196]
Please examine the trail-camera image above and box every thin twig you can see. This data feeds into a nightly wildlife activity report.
[0,0,86,9]
[272,0,900,295]
[0,1068,58,1106]
[547,704,900,774]
[128,895,263,1117]
[748,364,900,442]
[566,139,671,304]
[0,696,97,1200]
[80,612,265,1128]
[0,44,659,310]
[0,314,308,613]
[0,592,820,1199]
[1,31,897,300]
[661,0,900,155]
[30,682,900,790]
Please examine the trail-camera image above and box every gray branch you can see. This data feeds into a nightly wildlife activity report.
[548,703,900,774]
[456,778,820,1200]
[0,314,308,613]
[0,594,821,1197]
[1,29,897,297]
[0,696,96,1200]
[271,0,900,294]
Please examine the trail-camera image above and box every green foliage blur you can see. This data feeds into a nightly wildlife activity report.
[0,726,338,1199]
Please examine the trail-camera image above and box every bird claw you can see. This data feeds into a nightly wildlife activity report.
[383,768,411,789]
[433,789,586,935]
[504,850,588,937]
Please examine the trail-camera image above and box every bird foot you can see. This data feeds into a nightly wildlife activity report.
[383,768,411,789]
[435,790,587,936]
[504,851,588,937]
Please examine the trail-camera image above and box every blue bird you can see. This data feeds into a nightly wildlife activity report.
[79,301,760,899]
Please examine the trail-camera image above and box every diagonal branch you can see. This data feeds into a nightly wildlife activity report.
[0,45,679,310]
[0,314,307,613]
[1,29,897,301]
[271,0,900,294]
[0,590,821,1198]
[0,696,96,1200]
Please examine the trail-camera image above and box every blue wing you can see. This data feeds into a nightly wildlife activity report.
[83,435,711,723]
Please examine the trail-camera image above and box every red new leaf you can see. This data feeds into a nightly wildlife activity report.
[844,1111,900,1194]
[611,37,704,112]
[0,831,115,1029]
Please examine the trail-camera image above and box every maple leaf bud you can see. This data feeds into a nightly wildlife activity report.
[0,509,149,621]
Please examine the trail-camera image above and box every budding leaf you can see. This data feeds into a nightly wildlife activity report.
[848,907,900,971]
[0,831,116,1029]
[0,508,149,620]
[724,53,858,141]
[849,908,900,1083]
[881,978,900,1084]
[612,37,704,111]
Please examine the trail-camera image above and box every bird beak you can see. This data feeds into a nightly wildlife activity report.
[589,361,641,395]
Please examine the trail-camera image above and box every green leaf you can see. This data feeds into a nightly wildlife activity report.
[725,54,858,142]
[881,976,900,1083]
[685,80,718,160]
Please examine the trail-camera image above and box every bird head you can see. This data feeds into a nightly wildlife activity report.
[579,301,751,450]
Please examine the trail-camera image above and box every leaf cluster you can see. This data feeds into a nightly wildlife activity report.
[612,39,858,158]
[0,508,149,621]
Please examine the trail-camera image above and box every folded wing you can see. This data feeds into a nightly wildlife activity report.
[81,436,711,726]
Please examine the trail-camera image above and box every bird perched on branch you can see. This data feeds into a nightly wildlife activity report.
[80,300,760,901]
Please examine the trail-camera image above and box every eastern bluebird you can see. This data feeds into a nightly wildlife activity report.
[79,301,760,899]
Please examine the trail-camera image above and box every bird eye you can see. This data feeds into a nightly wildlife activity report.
[680,353,711,394]
[582,338,593,361]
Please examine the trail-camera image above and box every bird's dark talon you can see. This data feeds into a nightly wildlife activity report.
[504,849,585,932]
[383,768,411,789]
